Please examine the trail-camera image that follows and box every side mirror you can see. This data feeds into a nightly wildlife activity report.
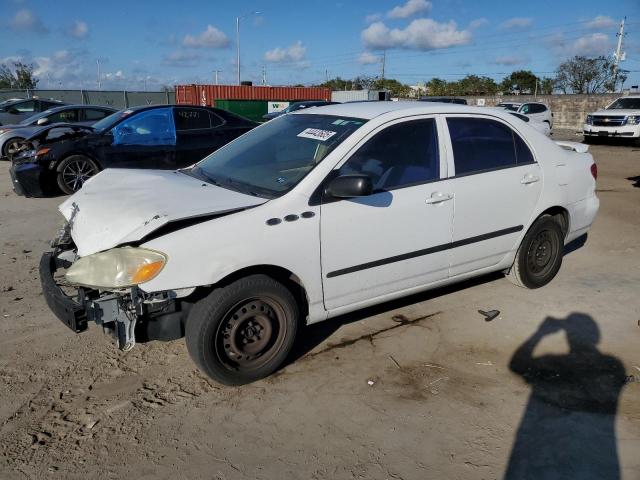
[37,117,49,126]
[326,174,373,198]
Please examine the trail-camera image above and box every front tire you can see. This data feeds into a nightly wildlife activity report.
[3,137,24,160]
[56,155,99,194]
[508,215,564,289]
[185,275,299,385]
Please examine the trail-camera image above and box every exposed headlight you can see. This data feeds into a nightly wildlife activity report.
[585,115,593,125]
[0,128,8,134]
[65,247,167,289]
[626,115,638,125]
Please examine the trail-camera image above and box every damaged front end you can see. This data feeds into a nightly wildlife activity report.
[40,222,188,351]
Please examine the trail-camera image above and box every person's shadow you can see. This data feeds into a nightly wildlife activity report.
[505,313,627,480]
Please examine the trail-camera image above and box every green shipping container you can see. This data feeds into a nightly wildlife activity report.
[214,99,271,123]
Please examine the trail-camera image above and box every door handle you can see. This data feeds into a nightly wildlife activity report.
[521,173,540,185]
[425,192,453,204]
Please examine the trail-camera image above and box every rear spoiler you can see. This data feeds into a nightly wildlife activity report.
[555,141,589,153]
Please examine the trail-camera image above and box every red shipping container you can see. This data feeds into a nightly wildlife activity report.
[175,84,331,106]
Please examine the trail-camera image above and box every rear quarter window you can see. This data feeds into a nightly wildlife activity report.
[174,108,211,130]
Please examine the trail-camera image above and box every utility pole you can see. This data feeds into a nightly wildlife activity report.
[325,68,329,83]
[613,17,626,92]
[236,16,241,85]
[262,66,267,86]
[212,70,221,85]
[381,50,386,82]
[96,59,101,90]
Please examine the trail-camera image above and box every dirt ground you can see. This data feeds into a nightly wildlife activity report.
[0,131,639,480]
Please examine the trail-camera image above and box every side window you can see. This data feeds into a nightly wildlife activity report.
[529,104,546,114]
[112,108,176,146]
[519,104,530,114]
[447,117,518,175]
[514,134,534,164]
[84,109,110,121]
[209,112,224,128]
[340,118,440,191]
[48,109,79,123]
[174,108,211,130]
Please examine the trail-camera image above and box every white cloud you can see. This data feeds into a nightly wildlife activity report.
[585,15,617,30]
[469,18,489,30]
[500,17,533,30]
[264,41,306,62]
[183,25,229,48]
[365,13,382,23]
[358,52,380,65]
[493,54,530,66]
[550,32,612,57]
[361,19,471,51]
[387,0,432,19]
[67,20,88,39]
[162,49,202,68]
[10,8,48,34]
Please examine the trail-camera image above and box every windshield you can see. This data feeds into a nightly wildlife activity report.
[499,103,520,112]
[19,110,51,125]
[607,98,640,110]
[190,113,366,198]
[91,109,134,133]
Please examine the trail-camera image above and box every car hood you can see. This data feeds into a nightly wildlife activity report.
[592,109,639,116]
[59,168,268,256]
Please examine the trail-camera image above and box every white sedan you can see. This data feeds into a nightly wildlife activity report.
[40,102,599,385]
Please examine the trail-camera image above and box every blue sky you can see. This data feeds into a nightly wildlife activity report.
[1,0,638,90]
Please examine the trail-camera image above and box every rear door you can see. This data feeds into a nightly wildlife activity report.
[443,115,542,276]
[321,117,453,311]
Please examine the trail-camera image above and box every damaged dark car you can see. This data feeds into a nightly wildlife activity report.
[10,104,257,196]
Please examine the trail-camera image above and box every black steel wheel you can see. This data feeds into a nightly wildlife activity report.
[186,274,298,385]
[56,155,99,194]
[509,215,564,289]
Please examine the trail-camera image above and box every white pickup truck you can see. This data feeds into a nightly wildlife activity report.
[584,96,640,143]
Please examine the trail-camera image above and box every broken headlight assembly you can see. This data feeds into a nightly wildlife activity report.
[65,247,167,289]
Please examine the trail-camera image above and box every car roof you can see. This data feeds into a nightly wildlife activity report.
[295,100,484,120]
[43,104,116,112]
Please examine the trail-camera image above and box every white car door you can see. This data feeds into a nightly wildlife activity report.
[443,115,543,276]
[321,117,453,311]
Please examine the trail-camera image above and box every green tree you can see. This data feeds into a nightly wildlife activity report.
[539,77,555,95]
[500,70,538,94]
[554,56,617,94]
[426,78,449,96]
[0,62,39,89]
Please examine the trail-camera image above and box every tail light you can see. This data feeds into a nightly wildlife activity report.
[590,163,597,180]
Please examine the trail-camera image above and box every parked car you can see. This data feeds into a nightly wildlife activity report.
[418,96,468,105]
[583,96,640,143]
[10,105,257,196]
[40,102,598,385]
[0,105,116,159]
[0,98,66,125]
[494,109,552,136]
[262,101,338,121]
[497,102,553,127]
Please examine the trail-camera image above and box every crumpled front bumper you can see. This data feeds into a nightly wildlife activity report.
[39,235,187,350]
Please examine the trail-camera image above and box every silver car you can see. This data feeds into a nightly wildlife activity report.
[0,105,116,159]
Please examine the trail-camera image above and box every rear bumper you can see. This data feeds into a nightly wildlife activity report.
[583,125,640,138]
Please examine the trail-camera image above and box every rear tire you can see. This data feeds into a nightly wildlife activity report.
[56,155,99,194]
[508,215,564,289]
[185,275,299,385]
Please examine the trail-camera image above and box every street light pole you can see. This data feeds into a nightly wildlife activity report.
[236,16,241,85]
[236,11,261,86]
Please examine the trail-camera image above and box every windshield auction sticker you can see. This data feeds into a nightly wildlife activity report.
[297,128,337,141]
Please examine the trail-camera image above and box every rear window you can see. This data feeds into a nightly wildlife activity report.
[174,107,211,130]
